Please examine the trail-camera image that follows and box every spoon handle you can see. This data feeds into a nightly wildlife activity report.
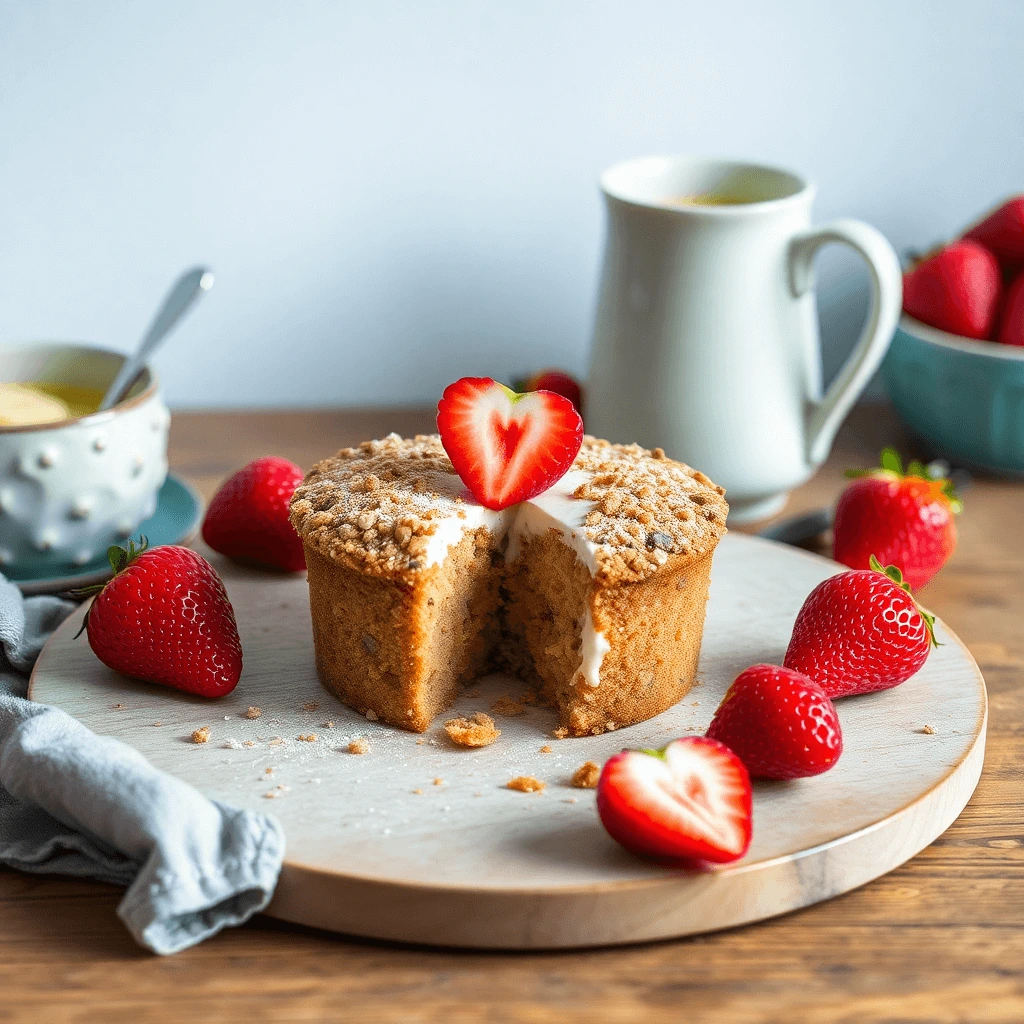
[99,266,214,411]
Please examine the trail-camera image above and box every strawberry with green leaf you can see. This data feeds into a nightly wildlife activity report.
[80,539,243,698]
[784,557,938,699]
[833,448,961,590]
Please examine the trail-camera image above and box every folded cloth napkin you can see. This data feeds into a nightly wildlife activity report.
[0,575,285,954]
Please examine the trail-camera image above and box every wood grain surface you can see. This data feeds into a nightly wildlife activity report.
[2,403,1022,1022]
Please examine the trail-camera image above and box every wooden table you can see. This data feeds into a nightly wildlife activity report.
[2,404,1022,1023]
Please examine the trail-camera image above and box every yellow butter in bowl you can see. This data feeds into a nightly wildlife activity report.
[0,382,71,426]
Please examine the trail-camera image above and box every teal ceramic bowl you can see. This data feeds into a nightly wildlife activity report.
[883,314,1024,476]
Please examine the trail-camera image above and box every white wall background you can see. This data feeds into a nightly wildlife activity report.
[1,0,1022,409]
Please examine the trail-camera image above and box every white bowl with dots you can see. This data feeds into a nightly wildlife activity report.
[0,343,170,575]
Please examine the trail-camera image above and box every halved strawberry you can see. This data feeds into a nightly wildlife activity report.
[596,737,753,864]
[437,376,584,511]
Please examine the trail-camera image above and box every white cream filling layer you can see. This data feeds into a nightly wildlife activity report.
[419,476,513,569]
[579,604,612,688]
[418,469,610,688]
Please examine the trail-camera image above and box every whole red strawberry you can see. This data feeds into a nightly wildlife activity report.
[964,197,1024,264]
[706,664,842,780]
[833,448,960,590]
[203,456,306,571]
[85,540,243,697]
[514,369,584,416]
[784,558,937,700]
[997,271,1024,347]
[437,377,583,510]
[903,240,1002,339]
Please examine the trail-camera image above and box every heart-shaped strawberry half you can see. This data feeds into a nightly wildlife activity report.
[596,737,753,863]
[437,377,584,510]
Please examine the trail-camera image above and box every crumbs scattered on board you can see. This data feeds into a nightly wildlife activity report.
[245,706,263,719]
[571,762,601,789]
[444,712,500,747]
[506,776,545,793]
[347,738,369,755]
[490,695,526,717]
[191,726,210,744]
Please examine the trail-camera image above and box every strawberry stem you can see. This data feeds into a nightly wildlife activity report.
[880,447,903,474]
[844,448,963,514]
[637,746,668,760]
[497,382,527,405]
[108,535,149,574]
[868,554,940,648]
[74,535,150,641]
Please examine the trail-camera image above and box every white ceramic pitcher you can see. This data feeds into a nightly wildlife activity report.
[586,156,902,523]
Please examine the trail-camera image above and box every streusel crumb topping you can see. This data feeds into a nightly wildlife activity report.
[289,433,727,584]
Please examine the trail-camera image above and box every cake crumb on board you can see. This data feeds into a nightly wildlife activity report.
[571,761,601,789]
[245,706,263,719]
[444,712,500,747]
[298,733,318,742]
[490,695,526,717]
[551,726,569,740]
[920,724,937,735]
[348,738,369,755]
[191,726,210,744]
[539,744,553,754]
[433,777,444,786]
[506,776,545,793]
[301,700,320,712]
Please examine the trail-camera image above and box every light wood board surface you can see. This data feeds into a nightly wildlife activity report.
[29,529,986,948]
[3,403,1023,1023]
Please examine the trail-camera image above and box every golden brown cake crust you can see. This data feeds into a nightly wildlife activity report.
[289,433,727,584]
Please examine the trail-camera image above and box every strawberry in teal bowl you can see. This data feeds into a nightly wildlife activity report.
[884,197,1024,475]
[884,313,1024,475]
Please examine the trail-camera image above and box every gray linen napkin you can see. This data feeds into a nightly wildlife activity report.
[0,576,285,954]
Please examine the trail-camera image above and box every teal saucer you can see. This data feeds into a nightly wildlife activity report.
[11,474,204,595]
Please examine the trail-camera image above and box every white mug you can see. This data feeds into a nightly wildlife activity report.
[586,156,902,523]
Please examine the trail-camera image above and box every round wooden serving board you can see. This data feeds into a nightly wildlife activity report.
[30,533,987,949]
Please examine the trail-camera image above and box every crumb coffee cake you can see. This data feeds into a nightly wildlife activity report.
[289,433,727,736]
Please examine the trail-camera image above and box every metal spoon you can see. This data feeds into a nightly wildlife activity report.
[99,266,214,411]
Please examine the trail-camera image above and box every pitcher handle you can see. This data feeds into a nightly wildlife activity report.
[790,219,903,466]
